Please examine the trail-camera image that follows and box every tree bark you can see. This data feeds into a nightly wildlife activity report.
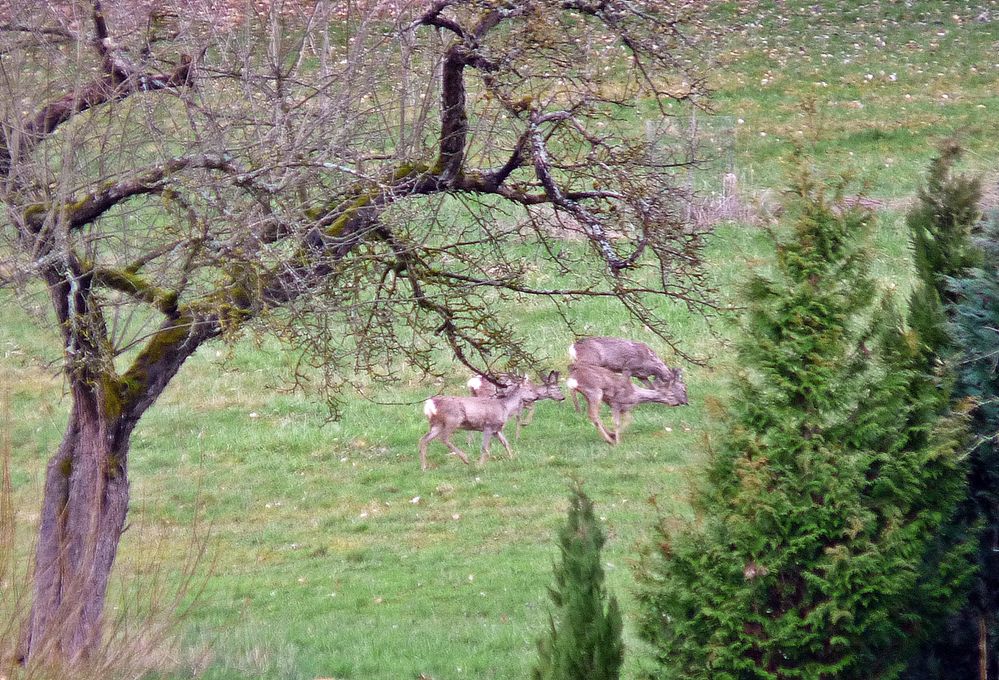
[17,294,219,663]
[21,380,135,664]
[981,614,988,680]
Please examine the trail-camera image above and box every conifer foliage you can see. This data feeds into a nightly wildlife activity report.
[898,144,989,680]
[533,481,624,680]
[945,215,999,679]
[906,141,983,356]
[635,165,968,679]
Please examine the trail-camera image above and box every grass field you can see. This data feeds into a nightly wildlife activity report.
[2,1,998,678]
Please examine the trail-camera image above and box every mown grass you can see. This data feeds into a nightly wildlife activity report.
[2,1,998,678]
[0,237,729,679]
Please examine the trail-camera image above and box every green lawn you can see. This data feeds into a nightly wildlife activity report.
[3,1,997,678]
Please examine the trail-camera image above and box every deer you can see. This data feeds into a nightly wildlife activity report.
[566,363,687,445]
[568,336,681,412]
[466,371,563,440]
[569,336,676,387]
[419,374,564,470]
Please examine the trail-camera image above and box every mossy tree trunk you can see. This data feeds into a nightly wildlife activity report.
[26,382,133,663]
[21,266,215,662]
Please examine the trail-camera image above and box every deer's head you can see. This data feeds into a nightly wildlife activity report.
[530,370,566,403]
[656,368,688,406]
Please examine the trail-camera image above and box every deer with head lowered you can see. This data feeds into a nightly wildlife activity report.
[569,336,675,387]
[419,372,564,470]
[566,363,687,445]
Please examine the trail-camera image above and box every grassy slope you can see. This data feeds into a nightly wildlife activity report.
[3,1,998,678]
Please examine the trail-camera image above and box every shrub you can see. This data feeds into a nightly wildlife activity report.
[533,481,623,680]
[635,163,968,679]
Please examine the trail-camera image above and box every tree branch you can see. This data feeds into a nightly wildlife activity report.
[409,0,469,40]
[117,309,220,421]
[527,113,637,272]
[7,58,194,174]
[92,268,179,316]
[19,154,257,235]
[431,6,505,182]
[2,1,195,177]
[0,23,73,40]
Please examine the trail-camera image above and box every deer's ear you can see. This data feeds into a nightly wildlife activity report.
[549,370,559,382]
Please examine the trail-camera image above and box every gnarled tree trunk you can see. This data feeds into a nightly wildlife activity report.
[19,261,214,663]
[22,381,135,663]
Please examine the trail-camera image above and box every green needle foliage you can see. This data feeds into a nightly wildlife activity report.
[635,161,969,680]
[906,141,983,358]
[898,144,989,680]
[943,215,999,679]
[533,481,624,680]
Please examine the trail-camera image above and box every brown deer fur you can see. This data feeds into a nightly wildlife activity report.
[566,363,687,445]
[419,374,564,470]
[569,336,679,386]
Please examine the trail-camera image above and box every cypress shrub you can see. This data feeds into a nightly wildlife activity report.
[900,144,989,680]
[534,481,624,680]
[905,216,999,680]
[945,215,999,679]
[635,164,968,680]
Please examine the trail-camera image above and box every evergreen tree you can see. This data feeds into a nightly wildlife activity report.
[945,216,999,679]
[534,481,624,680]
[906,141,982,356]
[906,215,999,680]
[635,165,968,680]
[898,145,988,680]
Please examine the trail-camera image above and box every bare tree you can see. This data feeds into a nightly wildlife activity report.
[0,0,712,665]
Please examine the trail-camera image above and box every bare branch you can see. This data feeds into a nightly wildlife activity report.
[4,55,194,176]
[18,154,247,235]
[527,112,636,272]
[0,23,74,40]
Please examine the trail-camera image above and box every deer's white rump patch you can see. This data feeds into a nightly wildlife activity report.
[423,399,437,417]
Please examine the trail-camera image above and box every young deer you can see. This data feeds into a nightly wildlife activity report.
[419,375,564,470]
[566,363,687,445]
[466,371,563,439]
[569,336,676,387]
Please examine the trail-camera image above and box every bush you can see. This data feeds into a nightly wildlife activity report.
[635,163,968,679]
[533,481,623,680]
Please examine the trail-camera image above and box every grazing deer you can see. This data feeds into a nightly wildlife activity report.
[466,371,564,439]
[419,375,564,470]
[566,363,687,445]
[569,336,676,386]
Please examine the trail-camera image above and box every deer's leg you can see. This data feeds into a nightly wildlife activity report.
[496,430,514,459]
[419,425,443,470]
[620,408,634,435]
[439,428,471,465]
[571,390,582,413]
[479,430,495,465]
[514,403,536,442]
[611,407,624,444]
[584,393,617,445]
